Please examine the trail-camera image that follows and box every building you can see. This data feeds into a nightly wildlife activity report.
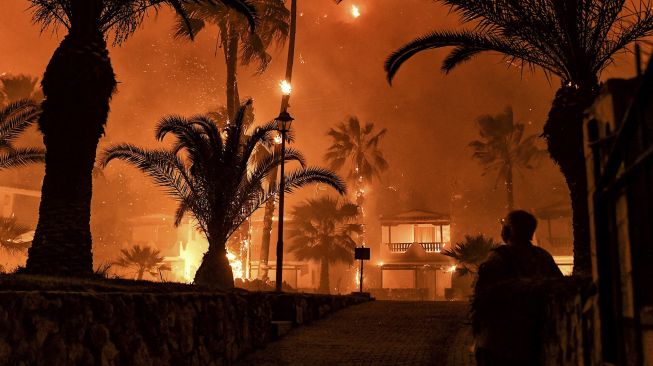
[0,185,40,271]
[534,203,574,275]
[375,210,454,301]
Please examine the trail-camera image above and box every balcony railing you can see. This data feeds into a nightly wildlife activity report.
[386,242,446,253]
[420,242,444,253]
[387,242,412,253]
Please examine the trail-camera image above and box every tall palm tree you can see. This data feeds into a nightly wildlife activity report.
[174,0,289,119]
[442,234,499,277]
[0,217,34,255]
[258,0,346,281]
[0,100,45,170]
[384,0,653,275]
[102,101,346,288]
[113,245,171,280]
[288,196,361,294]
[325,117,388,207]
[24,0,256,277]
[469,107,545,211]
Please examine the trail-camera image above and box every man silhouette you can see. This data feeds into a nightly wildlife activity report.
[473,210,563,366]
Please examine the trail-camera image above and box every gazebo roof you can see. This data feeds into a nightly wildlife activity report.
[380,209,450,224]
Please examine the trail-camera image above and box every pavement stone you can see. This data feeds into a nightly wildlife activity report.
[237,300,474,366]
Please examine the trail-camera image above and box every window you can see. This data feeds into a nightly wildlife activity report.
[416,226,435,243]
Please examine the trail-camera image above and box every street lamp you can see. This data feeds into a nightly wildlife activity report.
[275,109,294,292]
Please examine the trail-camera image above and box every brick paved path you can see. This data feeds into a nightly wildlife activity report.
[237,301,475,366]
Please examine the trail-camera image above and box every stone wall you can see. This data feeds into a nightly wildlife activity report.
[540,278,593,366]
[0,289,369,365]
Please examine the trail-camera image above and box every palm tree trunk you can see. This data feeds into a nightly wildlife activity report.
[137,267,145,281]
[194,238,234,289]
[506,163,514,212]
[543,84,597,276]
[25,1,116,276]
[318,258,330,294]
[224,26,240,120]
[259,0,297,280]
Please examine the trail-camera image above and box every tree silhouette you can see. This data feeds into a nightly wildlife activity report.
[174,0,289,119]
[0,75,43,106]
[469,107,545,211]
[385,0,653,275]
[0,217,33,255]
[102,101,346,288]
[113,245,171,280]
[325,117,388,206]
[288,197,361,294]
[442,234,499,277]
[25,0,256,277]
[0,100,45,170]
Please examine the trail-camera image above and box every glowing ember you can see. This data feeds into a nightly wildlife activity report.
[279,80,292,95]
[351,5,361,18]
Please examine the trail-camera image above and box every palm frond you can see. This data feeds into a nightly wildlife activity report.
[0,148,46,170]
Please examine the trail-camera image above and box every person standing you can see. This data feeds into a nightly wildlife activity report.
[473,210,563,366]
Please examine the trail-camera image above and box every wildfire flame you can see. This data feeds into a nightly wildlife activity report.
[227,250,244,279]
[351,5,361,18]
[279,80,292,95]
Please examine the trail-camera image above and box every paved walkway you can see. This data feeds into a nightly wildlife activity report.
[237,301,475,366]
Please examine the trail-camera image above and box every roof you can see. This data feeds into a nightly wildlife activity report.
[380,209,450,224]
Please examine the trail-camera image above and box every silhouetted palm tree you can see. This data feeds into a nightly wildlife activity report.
[174,0,289,119]
[469,107,545,211]
[0,75,43,106]
[443,234,499,277]
[0,100,45,170]
[259,0,347,281]
[102,101,346,288]
[325,117,388,207]
[385,0,653,275]
[0,217,33,255]
[113,245,171,280]
[25,0,256,277]
[288,197,361,294]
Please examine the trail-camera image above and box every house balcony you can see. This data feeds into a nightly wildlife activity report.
[419,242,445,253]
[386,242,445,253]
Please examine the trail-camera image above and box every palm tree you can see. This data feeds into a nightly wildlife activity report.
[0,100,45,170]
[113,245,171,280]
[288,197,361,294]
[384,0,653,275]
[0,217,34,255]
[442,234,499,277]
[24,0,255,277]
[258,0,347,281]
[325,117,388,207]
[102,100,346,288]
[469,107,545,212]
[174,0,289,119]
[0,74,43,107]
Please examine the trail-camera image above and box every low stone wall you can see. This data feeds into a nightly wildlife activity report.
[0,286,369,365]
[540,277,593,366]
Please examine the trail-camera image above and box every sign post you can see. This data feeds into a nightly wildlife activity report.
[354,247,370,293]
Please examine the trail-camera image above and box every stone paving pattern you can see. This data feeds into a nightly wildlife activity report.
[237,301,475,366]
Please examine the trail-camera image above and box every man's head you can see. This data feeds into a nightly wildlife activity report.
[501,210,538,244]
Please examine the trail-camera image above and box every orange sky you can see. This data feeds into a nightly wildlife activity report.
[0,0,641,240]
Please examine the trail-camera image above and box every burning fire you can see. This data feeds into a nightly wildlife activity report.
[351,5,361,18]
[279,80,292,95]
[227,250,244,280]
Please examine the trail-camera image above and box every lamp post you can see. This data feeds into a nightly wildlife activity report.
[275,109,294,292]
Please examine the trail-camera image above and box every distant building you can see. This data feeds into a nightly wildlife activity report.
[375,210,454,301]
[0,185,40,271]
[534,203,574,275]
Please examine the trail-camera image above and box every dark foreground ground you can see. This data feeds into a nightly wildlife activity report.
[237,301,475,366]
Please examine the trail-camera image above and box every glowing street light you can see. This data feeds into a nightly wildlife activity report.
[351,5,361,18]
[279,80,292,96]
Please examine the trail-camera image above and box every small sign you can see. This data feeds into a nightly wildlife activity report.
[355,247,370,260]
